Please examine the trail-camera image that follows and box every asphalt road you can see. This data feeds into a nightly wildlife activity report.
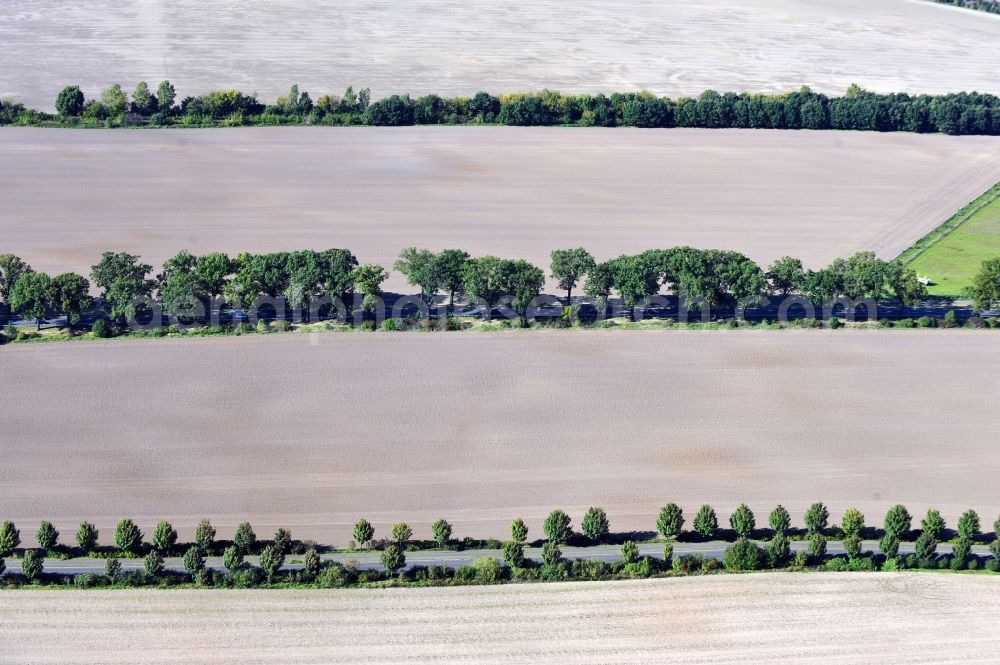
[4,540,993,576]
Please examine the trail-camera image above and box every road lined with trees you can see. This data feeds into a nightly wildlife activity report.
[1,503,999,589]
[3,82,1000,134]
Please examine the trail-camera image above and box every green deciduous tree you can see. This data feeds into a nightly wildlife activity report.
[921,509,946,540]
[841,508,865,538]
[273,528,292,554]
[223,545,244,572]
[195,519,216,555]
[581,507,610,543]
[101,83,129,116]
[132,81,157,115]
[966,257,1000,311]
[105,556,122,581]
[843,534,863,560]
[21,549,43,580]
[883,505,912,540]
[723,538,763,571]
[804,502,829,534]
[152,520,177,553]
[394,247,440,304]
[543,510,572,544]
[233,522,256,555]
[693,505,718,539]
[510,518,528,544]
[769,505,791,534]
[431,519,452,547]
[157,80,176,112]
[550,248,596,303]
[657,503,684,538]
[56,85,85,116]
[391,522,413,544]
[144,551,165,577]
[729,504,756,538]
[353,519,374,548]
[879,533,900,557]
[541,541,562,566]
[10,271,52,329]
[620,540,640,564]
[766,256,806,295]
[49,272,92,331]
[351,263,388,313]
[0,254,32,305]
[35,521,58,550]
[183,545,206,579]
[502,541,525,568]
[767,532,791,568]
[914,533,938,560]
[0,521,20,556]
[807,533,827,560]
[76,522,98,551]
[90,252,154,323]
[957,510,981,540]
[113,519,143,553]
[379,543,405,574]
[433,249,470,308]
[303,548,321,576]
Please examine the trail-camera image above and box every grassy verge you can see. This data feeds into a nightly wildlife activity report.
[896,181,1000,296]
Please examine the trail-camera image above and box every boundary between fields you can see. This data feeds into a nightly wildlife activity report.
[895,180,1000,266]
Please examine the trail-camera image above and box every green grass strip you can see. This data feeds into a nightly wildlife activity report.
[895,180,1000,266]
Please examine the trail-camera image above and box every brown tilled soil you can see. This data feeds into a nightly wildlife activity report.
[2,330,998,544]
[3,128,1000,292]
[2,573,999,664]
[2,0,1000,108]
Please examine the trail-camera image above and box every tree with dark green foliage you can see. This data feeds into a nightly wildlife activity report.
[49,272,92,331]
[662,542,674,564]
[144,551,165,577]
[101,83,129,116]
[841,508,865,538]
[502,541,525,568]
[131,81,157,115]
[766,256,806,296]
[657,504,684,538]
[363,94,415,126]
[233,522,256,555]
[693,505,718,539]
[273,528,292,554]
[966,258,1000,311]
[351,263,388,315]
[550,248,596,303]
[765,533,790,568]
[952,538,972,570]
[729,504,756,538]
[76,522,98,551]
[583,261,614,314]
[541,541,562,566]
[543,510,573,544]
[880,533,900,557]
[843,534,863,560]
[152,520,177,553]
[183,545,206,579]
[21,549,43,580]
[957,510,981,540]
[35,521,58,551]
[10,271,52,329]
[807,532,827,560]
[105,556,122,581]
[0,521,20,557]
[620,540,640,565]
[581,507,610,543]
[921,509,946,540]
[195,519,216,555]
[0,254,32,306]
[608,254,660,316]
[379,543,404,575]
[723,538,763,571]
[113,519,142,553]
[353,519,374,549]
[90,252,154,323]
[431,519,453,547]
[804,502,829,534]
[883,505,912,540]
[394,247,441,305]
[914,533,938,560]
[303,548,321,576]
[391,522,413,545]
[157,80,176,113]
[56,85,85,116]
[433,249,471,308]
[769,505,791,534]
[510,518,528,544]
[223,546,244,572]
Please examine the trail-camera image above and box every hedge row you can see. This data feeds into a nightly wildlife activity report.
[4,82,1000,135]
[1,504,999,588]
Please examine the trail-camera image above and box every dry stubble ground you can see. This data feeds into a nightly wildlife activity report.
[1,330,998,544]
[3,128,1000,292]
[1,573,999,664]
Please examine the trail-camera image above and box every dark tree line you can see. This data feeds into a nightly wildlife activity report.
[3,83,1000,135]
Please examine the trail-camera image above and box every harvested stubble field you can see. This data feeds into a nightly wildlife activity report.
[2,573,1000,664]
[2,330,999,544]
[3,128,1000,292]
[2,0,1000,109]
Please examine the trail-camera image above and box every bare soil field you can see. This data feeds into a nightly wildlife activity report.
[2,0,1000,109]
[3,127,1000,292]
[2,573,999,664]
[2,330,998,544]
